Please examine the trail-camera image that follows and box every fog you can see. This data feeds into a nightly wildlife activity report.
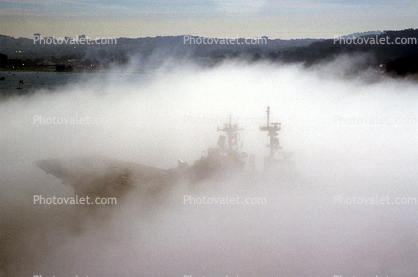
[1,57,417,276]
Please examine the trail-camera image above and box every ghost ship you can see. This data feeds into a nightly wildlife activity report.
[36,107,291,201]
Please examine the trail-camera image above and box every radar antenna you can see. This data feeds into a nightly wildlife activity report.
[259,106,282,166]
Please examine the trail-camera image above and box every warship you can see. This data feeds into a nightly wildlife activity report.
[36,107,293,201]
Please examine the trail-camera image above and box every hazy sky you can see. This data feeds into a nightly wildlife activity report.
[0,0,417,39]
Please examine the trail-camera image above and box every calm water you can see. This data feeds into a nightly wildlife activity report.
[0,71,154,99]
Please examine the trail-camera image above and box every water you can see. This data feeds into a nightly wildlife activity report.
[0,71,76,96]
[0,71,155,98]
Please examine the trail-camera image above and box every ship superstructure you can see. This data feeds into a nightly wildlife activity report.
[189,115,248,181]
[36,107,292,202]
[259,106,283,168]
[189,106,287,180]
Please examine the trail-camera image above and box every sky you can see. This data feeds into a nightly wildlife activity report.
[0,0,417,39]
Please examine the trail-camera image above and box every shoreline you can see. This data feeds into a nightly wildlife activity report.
[0,68,156,74]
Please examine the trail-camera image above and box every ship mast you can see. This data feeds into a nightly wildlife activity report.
[217,114,243,151]
[259,106,282,165]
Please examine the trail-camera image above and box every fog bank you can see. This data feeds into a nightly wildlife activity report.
[1,58,417,276]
